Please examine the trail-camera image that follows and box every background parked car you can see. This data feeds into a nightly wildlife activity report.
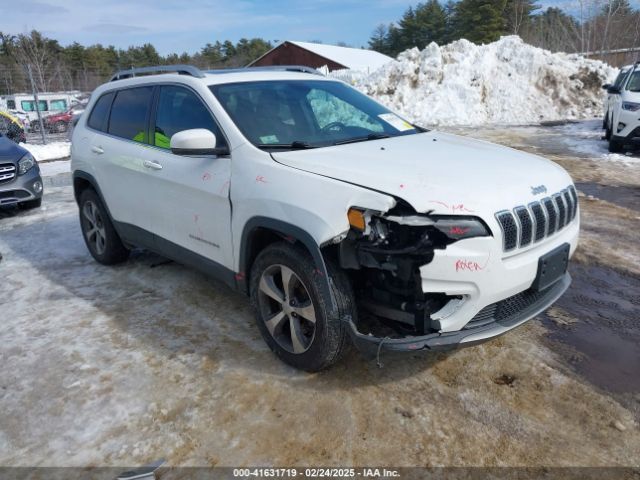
[606,63,640,153]
[40,102,87,134]
[0,111,26,144]
[43,109,73,133]
[603,64,633,140]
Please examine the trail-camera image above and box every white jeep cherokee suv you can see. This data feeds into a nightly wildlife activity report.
[71,65,579,371]
[604,62,640,153]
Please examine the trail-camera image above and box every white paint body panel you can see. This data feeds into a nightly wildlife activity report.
[71,71,580,340]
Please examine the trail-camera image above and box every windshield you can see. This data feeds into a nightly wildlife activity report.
[210,80,422,149]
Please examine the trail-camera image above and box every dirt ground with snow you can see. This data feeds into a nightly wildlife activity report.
[0,120,639,469]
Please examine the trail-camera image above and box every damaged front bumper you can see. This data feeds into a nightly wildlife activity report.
[345,271,571,354]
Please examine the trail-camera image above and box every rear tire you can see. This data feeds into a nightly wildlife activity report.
[78,188,129,265]
[609,137,624,153]
[250,242,354,372]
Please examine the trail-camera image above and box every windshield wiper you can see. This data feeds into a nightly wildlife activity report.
[258,141,315,150]
[333,133,391,146]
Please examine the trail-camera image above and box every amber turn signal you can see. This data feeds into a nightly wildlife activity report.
[348,208,366,231]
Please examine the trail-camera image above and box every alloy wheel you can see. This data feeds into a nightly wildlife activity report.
[257,264,317,354]
[82,200,107,255]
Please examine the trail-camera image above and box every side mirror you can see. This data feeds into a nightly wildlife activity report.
[601,83,611,90]
[607,85,621,95]
[170,128,229,156]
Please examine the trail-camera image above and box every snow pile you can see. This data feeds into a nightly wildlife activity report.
[348,36,618,126]
[20,141,71,162]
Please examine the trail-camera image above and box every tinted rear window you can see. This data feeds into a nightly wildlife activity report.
[87,92,114,131]
[108,87,153,143]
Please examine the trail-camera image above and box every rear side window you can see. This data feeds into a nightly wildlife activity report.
[7,100,15,109]
[154,85,227,150]
[108,87,153,143]
[87,92,114,132]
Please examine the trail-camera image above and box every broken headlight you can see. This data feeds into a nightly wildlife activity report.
[430,216,490,241]
[347,208,490,254]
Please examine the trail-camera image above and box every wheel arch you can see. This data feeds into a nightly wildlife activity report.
[73,170,117,225]
[238,217,337,314]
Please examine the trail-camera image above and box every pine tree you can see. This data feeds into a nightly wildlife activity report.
[452,0,507,44]
[368,24,389,53]
[414,0,449,46]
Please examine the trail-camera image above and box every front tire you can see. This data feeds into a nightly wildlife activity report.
[79,188,129,265]
[250,242,354,371]
[609,136,624,153]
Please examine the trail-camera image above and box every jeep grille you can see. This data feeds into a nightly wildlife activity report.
[495,186,578,252]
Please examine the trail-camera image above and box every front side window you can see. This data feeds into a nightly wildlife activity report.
[613,69,629,89]
[21,100,48,112]
[154,85,227,150]
[49,99,67,111]
[625,71,640,92]
[108,87,153,143]
[210,80,419,149]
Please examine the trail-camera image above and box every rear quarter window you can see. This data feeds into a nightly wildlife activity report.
[87,92,114,132]
[108,87,154,143]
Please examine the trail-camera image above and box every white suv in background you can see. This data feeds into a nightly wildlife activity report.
[603,64,631,138]
[71,65,579,371]
[605,62,640,153]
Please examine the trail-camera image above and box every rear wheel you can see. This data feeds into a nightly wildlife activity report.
[250,242,354,371]
[79,188,129,265]
[54,122,67,133]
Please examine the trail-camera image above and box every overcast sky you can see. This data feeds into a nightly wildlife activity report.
[1,0,638,54]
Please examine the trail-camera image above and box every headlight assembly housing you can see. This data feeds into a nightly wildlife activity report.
[18,152,36,175]
[621,102,640,112]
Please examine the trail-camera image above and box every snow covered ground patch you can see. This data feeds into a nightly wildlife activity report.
[345,36,617,126]
[20,141,71,162]
[556,120,639,165]
[39,159,71,177]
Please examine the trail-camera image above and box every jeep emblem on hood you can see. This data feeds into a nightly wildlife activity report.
[531,185,547,195]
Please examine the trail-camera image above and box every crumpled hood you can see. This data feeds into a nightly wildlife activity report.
[271,131,573,215]
[0,137,27,163]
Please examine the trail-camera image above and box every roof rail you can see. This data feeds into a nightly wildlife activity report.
[206,65,324,76]
[110,65,205,82]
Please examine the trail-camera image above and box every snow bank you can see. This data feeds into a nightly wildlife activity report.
[346,36,618,126]
[20,141,71,162]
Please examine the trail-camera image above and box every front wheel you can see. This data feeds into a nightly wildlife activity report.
[250,242,355,371]
[79,188,129,265]
[609,137,624,153]
[605,123,612,141]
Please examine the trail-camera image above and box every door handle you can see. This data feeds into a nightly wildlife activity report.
[143,160,163,170]
[91,146,104,154]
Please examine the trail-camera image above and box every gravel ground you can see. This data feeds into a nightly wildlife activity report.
[0,120,639,469]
